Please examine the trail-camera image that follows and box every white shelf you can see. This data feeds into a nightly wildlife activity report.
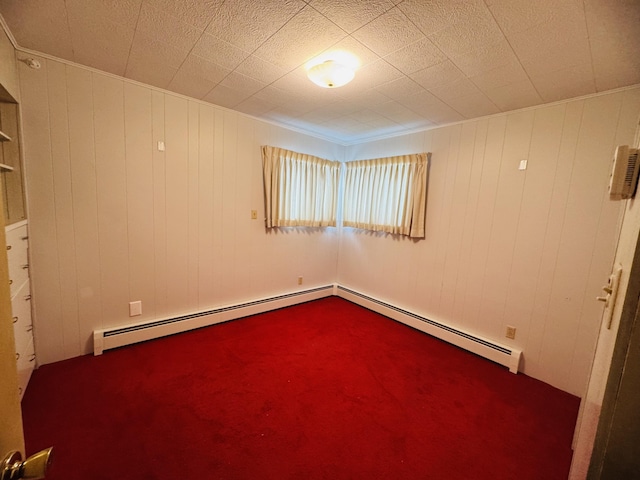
[0,163,14,172]
[0,130,11,142]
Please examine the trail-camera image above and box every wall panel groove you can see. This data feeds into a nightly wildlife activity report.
[18,53,640,394]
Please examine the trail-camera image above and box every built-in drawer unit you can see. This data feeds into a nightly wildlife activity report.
[6,220,33,399]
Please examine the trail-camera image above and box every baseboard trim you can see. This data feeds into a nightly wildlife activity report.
[93,283,522,373]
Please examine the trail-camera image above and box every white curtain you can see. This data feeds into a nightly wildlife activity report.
[262,146,339,228]
[343,153,430,238]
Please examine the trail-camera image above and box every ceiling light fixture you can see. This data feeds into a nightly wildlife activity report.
[306,51,360,89]
[307,60,354,88]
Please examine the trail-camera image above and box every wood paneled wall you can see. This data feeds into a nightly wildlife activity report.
[339,88,640,395]
[16,52,640,395]
[18,57,341,364]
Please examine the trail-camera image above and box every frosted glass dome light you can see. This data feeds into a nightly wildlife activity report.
[307,60,355,88]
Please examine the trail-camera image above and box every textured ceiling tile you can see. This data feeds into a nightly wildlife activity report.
[167,68,217,100]
[429,77,481,101]
[428,7,505,58]
[345,107,383,124]
[488,0,584,36]
[327,116,369,131]
[219,72,267,96]
[396,90,441,111]
[1,0,636,143]
[206,0,306,52]
[339,60,403,92]
[174,54,230,86]
[252,6,347,70]
[270,68,313,92]
[309,0,394,33]
[136,2,203,52]
[507,16,591,76]
[341,89,394,108]
[590,45,640,92]
[298,108,344,124]
[451,40,519,77]
[530,63,596,103]
[270,68,344,105]
[398,0,488,36]
[585,0,640,91]
[68,16,134,76]
[410,60,465,90]
[469,62,530,91]
[360,114,397,130]
[234,56,288,84]
[303,104,353,124]
[374,76,425,101]
[254,85,305,107]
[234,96,277,117]
[127,30,190,69]
[482,79,543,111]
[417,99,465,125]
[66,0,142,30]
[383,37,446,75]
[351,7,424,57]
[584,0,640,38]
[318,36,379,68]
[143,0,225,30]
[444,92,500,118]
[191,33,250,70]
[125,57,177,89]
[267,103,313,119]
[0,0,74,60]
[378,102,427,124]
[202,84,251,109]
[323,100,363,116]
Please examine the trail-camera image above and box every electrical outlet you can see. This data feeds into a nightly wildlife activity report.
[251,210,258,220]
[297,276,303,285]
[505,325,516,339]
[129,301,142,317]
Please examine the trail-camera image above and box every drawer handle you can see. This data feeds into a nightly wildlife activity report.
[24,294,31,301]
[20,235,28,240]
[29,354,36,362]
[26,324,33,332]
[15,352,19,360]
[9,279,12,285]
[18,387,22,395]
[6,245,11,250]
[12,316,18,323]
[21,264,29,270]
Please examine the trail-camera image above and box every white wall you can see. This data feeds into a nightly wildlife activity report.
[338,88,640,396]
[18,56,343,365]
[16,50,640,395]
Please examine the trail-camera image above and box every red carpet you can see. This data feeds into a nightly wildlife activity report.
[22,297,579,479]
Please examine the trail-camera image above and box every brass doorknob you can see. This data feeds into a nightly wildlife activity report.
[0,447,53,480]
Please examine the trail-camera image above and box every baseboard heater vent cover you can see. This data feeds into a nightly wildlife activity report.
[336,285,522,373]
[93,286,334,355]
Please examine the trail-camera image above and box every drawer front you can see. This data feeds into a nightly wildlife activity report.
[12,280,32,353]
[16,337,35,400]
[6,223,29,298]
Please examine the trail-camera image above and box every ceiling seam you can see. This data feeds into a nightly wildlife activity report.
[480,0,544,102]
[122,0,145,78]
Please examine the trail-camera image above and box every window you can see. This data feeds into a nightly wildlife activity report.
[342,153,430,238]
[262,146,339,227]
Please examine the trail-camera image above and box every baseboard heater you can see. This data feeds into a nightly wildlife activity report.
[336,285,522,374]
[93,284,522,374]
[93,285,334,355]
